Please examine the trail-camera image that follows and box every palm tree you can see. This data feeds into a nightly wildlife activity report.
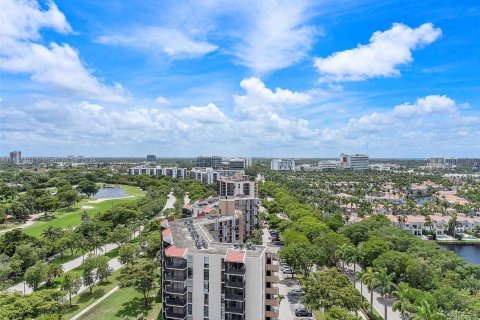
[374,268,396,320]
[357,270,365,296]
[412,300,445,320]
[361,267,378,318]
[392,283,412,320]
[345,245,362,285]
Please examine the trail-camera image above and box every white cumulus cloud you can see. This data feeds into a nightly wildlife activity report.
[0,0,130,103]
[314,23,442,82]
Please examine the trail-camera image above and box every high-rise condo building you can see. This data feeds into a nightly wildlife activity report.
[161,215,280,320]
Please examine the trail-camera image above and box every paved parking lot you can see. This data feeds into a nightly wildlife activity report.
[277,269,314,320]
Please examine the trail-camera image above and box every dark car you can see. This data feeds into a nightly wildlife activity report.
[295,308,312,317]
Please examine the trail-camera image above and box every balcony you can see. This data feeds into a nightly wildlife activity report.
[164,272,187,282]
[164,298,187,307]
[224,267,246,275]
[265,309,279,318]
[225,306,245,315]
[164,259,187,270]
[164,285,187,295]
[265,298,279,307]
[265,275,279,283]
[225,314,245,320]
[225,293,246,301]
[265,287,279,295]
[225,280,245,289]
[164,308,187,319]
[265,263,279,272]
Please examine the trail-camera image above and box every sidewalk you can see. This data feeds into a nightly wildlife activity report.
[69,286,119,320]
[344,264,402,320]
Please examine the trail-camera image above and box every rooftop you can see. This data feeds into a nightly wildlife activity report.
[165,216,266,258]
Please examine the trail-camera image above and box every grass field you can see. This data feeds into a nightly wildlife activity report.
[62,267,124,319]
[23,185,144,238]
[77,286,162,320]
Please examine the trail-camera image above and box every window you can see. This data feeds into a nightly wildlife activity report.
[204,293,209,304]
[187,303,192,315]
[204,256,209,268]
[204,306,209,317]
[204,268,209,280]
[204,280,209,293]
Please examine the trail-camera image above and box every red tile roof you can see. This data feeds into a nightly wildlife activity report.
[162,228,171,238]
[225,251,245,263]
[165,245,186,258]
[202,207,213,214]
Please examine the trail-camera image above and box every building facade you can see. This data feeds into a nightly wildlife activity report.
[339,153,369,170]
[128,166,187,179]
[161,215,280,320]
[9,151,21,163]
[318,160,339,170]
[196,156,223,169]
[147,154,157,162]
[190,168,245,184]
[270,159,295,171]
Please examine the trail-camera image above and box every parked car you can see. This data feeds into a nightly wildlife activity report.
[283,269,294,275]
[295,308,312,317]
[290,288,304,295]
[273,241,283,246]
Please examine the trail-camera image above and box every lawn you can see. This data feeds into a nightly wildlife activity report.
[77,287,162,320]
[23,184,144,238]
[62,267,125,320]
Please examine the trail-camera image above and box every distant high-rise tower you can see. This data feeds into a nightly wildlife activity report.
[147,155,157,162]
[9,151,21,163]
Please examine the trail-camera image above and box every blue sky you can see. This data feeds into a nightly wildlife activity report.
[1,0,479,158]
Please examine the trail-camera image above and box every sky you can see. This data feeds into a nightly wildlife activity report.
[0,0,479,158]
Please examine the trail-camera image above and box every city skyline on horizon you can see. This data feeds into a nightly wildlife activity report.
[1,0,479,157]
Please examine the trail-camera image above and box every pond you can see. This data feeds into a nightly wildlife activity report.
[93,187,127,199]
[441,245,480,265]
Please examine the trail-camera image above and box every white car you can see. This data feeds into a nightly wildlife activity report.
[290,288,304,295]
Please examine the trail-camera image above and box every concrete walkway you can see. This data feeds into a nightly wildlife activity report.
[344,264,402,320]
[69,286,119,320]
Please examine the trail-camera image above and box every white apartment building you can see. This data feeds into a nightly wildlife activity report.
[270,159,295,171]
[228,158,252,170]
[128,166,187,179]
[161,215,280,320]
[218,174,257,198]
[190,168,245,184]
[318,160,339,170]
[339,153,369,170]
[386,214,480,236]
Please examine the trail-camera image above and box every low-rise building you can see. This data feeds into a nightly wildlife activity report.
[128,166,187,179]
[318,160,339,170]
[270,159,295,171]
[339,153,369,170]
[190,168,245,184]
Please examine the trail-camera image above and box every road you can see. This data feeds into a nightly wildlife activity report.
[6,192,175,294]
[345,264,402,320]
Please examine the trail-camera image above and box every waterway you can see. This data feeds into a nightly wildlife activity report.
[441,245,480,265]
[94,187,127,199]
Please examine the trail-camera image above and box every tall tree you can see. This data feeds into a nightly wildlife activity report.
[374,268,396,320]
[120,262,156,306]
[62,273,82,307]
[24,262,47,291]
